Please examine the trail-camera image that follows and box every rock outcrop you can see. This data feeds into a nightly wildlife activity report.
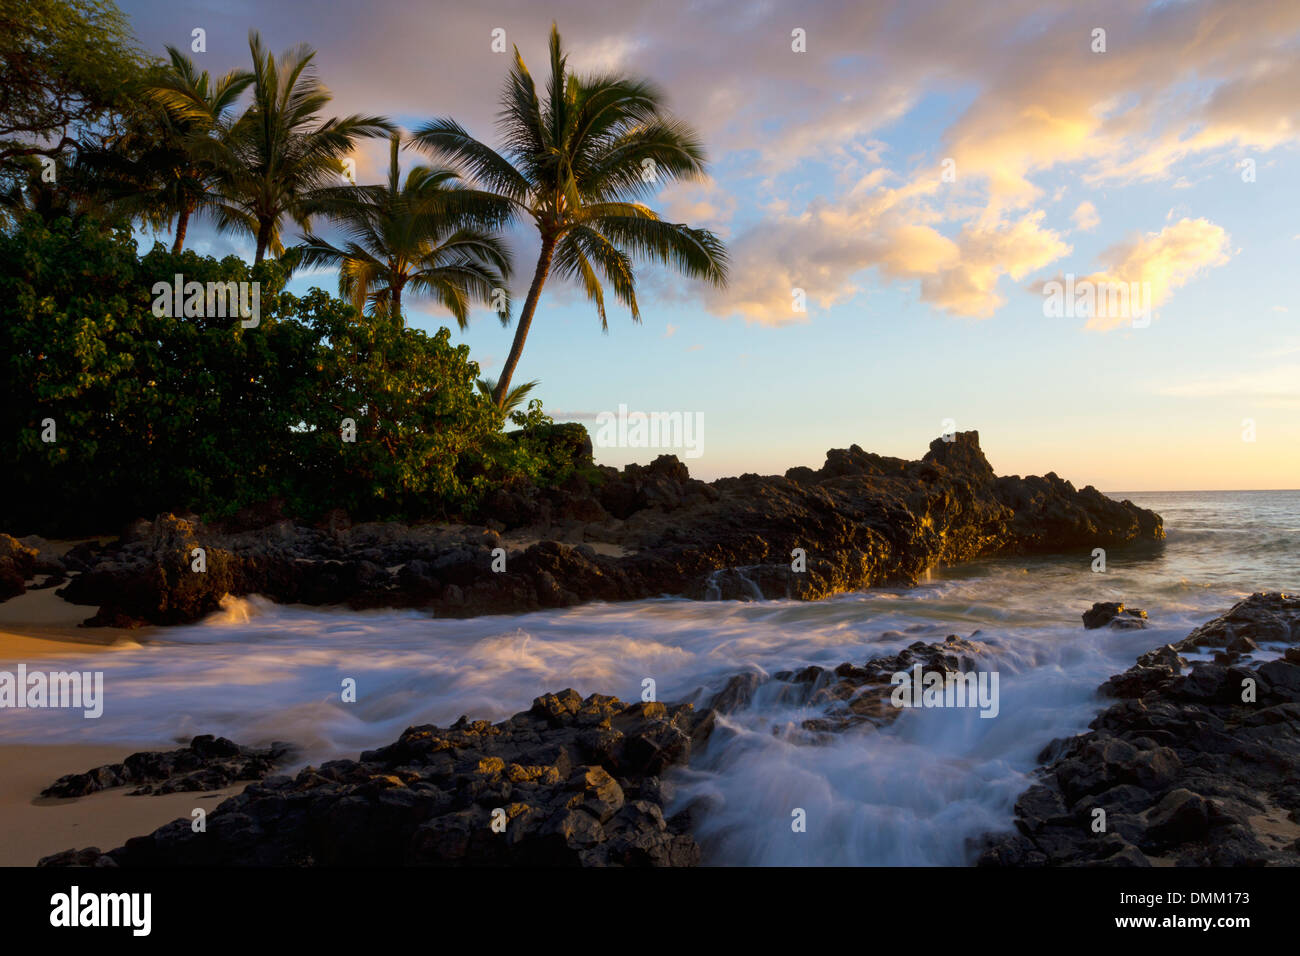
[1082,601,1149,630]
[0,534,39,600]
[40,736,294,798]
[18,431,1163,626]
[38,691,713,867]
[979,593,1300,867]
[707,634,996,737]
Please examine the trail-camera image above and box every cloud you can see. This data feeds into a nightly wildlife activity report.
[657,180,736,229]
[921,212,1072,317]
[123,0,1300,192]
[1154,363,1300,408]
[939,1,1300,210]
[707,185,1070,323]
[1079,217,1232,330]
[1071,201,1100,232]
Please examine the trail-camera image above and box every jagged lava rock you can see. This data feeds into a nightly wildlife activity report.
[1083,602,1149,630]
[40,691,714,867]
[41,736,294,798]
[979,593,1300,867]
[38,431,1164,624]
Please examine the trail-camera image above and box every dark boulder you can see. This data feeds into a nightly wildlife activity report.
[40,736,294,798]
[0,534,38,600]
[1083,602,1148,630]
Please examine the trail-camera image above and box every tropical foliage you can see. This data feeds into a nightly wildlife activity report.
[476,377,539,414]
[0,0,145,166]
[212,32,393,263]
[297,133,511,325]
[129,46,253,251]
[0,7,727,532]
[413,23,728,405]
[0,215,533,532]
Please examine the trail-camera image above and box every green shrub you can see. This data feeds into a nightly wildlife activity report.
[0,214,572,533]
[290,297,505,519]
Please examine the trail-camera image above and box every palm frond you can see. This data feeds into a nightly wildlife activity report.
[477,377,540,414]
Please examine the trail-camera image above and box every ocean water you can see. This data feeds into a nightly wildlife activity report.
[3,490,1297,865]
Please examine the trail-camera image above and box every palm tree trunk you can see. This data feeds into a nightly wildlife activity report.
[494,235,556,407]
[172,199,193,254]
[254,218,273,264]
[392,282,402,327]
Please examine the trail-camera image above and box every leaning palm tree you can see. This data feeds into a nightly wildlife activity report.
[295,133,512,327]
[411,23,728,407]
[216,31,392,263]
[133,46,253,252]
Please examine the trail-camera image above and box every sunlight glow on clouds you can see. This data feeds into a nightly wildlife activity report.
[707,182,1072,323]
[127,0,1300,334]
[1079,217,1233,330]
[1071,201,1100,232]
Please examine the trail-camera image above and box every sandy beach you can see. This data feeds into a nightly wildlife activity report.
[0,579,185,866]
[0,582,155,658]
[0,743,237,866]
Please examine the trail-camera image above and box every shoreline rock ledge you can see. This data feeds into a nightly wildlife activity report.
[979,592,1300,867]
[9,431,1164,625]
[39,693,714,867]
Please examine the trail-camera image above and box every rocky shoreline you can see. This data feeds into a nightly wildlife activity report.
[34,630,1007,867]
[979,592,1300,867]
[36,429,1289,869]
[1,431,1164,627]
[40,736,296,799]
[32,593,1300,867]
[40,693,713,867]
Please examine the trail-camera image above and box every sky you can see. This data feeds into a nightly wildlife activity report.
[117,0,1299,491]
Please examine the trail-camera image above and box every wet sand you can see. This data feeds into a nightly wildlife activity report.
[0,580,188,866]
[0,584,154,657]
[0,743,237,866]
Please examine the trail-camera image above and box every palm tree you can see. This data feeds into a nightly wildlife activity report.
[134,46,253,252]
[295,133,512,326]
[476,377,538,415]
[0,154,95,227]
[216,31,392,264]
[411,23,728,407]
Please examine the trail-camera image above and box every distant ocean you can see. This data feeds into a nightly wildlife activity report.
[4,490,1296,864]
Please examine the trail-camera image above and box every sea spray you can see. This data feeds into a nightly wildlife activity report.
[0,665,103,718]
[889,664,1000,718]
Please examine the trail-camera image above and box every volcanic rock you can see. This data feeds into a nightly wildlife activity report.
[979,593,1300,867]
[39,692,713,867]
[40,735,295,798]
[42,432,1164,626]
